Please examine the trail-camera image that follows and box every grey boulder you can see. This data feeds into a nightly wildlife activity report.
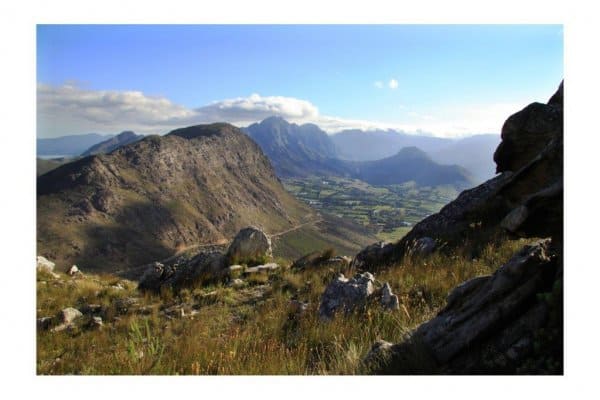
[226,226,272,264]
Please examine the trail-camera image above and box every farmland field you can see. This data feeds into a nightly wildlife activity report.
[283,176,461,242]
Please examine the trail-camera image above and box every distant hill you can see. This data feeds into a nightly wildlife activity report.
[330,129,500,182]
[243,117,475,188]
[36,157,78,176]
[346,146,474,188]
[430,134,501,183]
[37,133,113,156]
[81,131,143,156]
[330,129,452,161]
[244,116,346,177]
[37,123,375,272]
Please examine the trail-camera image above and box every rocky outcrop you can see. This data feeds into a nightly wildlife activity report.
[59,307,83,324]
[319,272,375,319]
[226,227,272,264]
[50,307,84,332]
[365,82,564,374]
[319,272,400,320]
[351,242,394,270]
[353,81,564,268]
[494,81,563,174]
[139,226,276,292]
[138,251,227,292]
[370,241,561,373]
[37,256,55,273]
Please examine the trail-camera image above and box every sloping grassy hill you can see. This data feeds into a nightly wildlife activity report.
[37,238,528,374]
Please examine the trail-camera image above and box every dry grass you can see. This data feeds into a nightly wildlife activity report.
[36,238,532,375]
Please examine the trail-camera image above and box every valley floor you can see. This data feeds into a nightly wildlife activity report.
[283,177,460,242]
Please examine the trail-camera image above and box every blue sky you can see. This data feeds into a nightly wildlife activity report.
[37,25,563,138]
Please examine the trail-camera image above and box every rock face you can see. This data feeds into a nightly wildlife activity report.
[244,116,343,178]
[494,81,563,174]
[354,81,564,269]
[226,227,272,264]
[366,82,564,374]
[372,241,561,373]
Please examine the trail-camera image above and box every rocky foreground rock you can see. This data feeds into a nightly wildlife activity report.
[138,226,274,292]
[226,227,272,264]
[364,82,564,374]
[353,81,563,269]
[319,272,399,320]
[36,256,55,273]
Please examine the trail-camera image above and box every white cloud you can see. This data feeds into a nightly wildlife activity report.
[194,93,319,123]
[37,83,196,137]
[36,83,510,139]
[388,79,399,89]
[373,81,384,89]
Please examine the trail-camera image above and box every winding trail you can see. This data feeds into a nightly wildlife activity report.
[116,215,323,278]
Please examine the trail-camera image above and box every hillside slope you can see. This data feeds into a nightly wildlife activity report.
[37,124,320,272]
[331,129,452,161]
[347,146,474,188]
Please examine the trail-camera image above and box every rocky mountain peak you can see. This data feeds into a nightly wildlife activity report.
[116,130,137,139]
[166,123,241,140]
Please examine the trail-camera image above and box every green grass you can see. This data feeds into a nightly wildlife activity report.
[37,238,531,375]
[283,177,460,241]
[376,227,413,242]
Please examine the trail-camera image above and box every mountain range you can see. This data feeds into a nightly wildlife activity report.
[244,116,345,177]
[37,118,499,184]
[37,133,114,156]
[244,116,474,188]
[331,129,499,183]
[345,146,473,187]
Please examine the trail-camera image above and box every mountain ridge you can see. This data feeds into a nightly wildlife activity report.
[37,124,312,271]
[37,133,114,156]
[244,117,474,187]
[80,131,143,156]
